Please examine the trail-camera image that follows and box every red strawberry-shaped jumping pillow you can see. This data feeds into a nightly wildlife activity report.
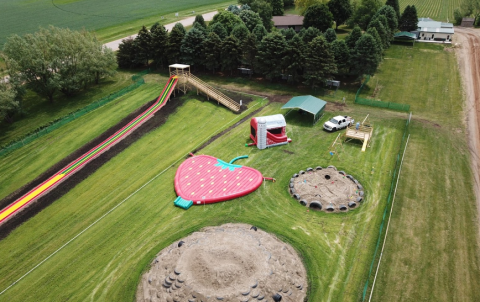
[173,154,273,209]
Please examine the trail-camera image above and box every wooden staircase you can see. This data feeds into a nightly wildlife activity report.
[187,73,240,112]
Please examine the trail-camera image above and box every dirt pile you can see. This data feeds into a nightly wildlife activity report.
[137,224,307,302]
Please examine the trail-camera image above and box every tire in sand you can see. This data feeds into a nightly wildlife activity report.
[289,166,364,213]
[136,223,307,302]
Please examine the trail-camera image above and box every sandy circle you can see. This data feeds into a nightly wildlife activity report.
[289,166,364,213]
[136,223,307,302]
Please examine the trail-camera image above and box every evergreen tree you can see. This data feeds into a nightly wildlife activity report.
[134,26,152,66]
[350,33,381,76]
[344,26,362,50]
[270,0,284,16]
[150,23,168,68]
[252,24,268,42]
[371,14,391,40]
[324,28,337,43]
[221,35,242,75]
[256,32,287,80]
[228,4,241,15]
[328,0,353,29]
[167,23,186,64]
[231,23,250,44]
[351,0,382,30]
[331,39,350,75]
[399,5,419,32]
[181,27,206,68]
[282,34,304,83]
[366,27,383,54]
[251,0,274,31]
[194,15,207,29]
[241,4,252,10]
[280,28,297,41]
[301,26,321,44]
[193,21,208,36]
[303,36,337,90]
[374,5,398,32]
[368,19,389,49]
[210,11,243,34]
[303,4,334,32]
[117,38,138,69]
[203,32,222,73]
[239,10,263,31]
[244,33,258,72]
[208,22,228,39]
[385,0,401,21]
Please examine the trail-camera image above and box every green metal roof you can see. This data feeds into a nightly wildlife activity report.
[281,95,327,115]
[394,32,417,39]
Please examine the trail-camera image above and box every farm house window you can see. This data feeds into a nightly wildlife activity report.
[432,34,434,38]
[422,33,424,37]
[447,35,450,39]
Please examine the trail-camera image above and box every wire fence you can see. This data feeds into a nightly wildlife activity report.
[355,76,411,112]
[362,112,412,301]
[0,70,150,157]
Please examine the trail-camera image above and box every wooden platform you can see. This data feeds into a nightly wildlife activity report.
[344,124,373,152]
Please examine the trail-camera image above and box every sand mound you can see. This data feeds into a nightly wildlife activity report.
[136,223,307,302]
[289,166,364,212]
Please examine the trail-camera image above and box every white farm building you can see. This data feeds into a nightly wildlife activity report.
[412,18,454,43]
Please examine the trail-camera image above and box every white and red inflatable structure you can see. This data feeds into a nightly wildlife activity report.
[249,114,291,149]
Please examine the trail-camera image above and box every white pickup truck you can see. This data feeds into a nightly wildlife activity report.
[323,115,354,131]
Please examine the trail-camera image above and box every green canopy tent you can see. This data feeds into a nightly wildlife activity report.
[393,32,417,46]
[281,95,327,124]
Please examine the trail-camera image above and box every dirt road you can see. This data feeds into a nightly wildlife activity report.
[455,27,480,233]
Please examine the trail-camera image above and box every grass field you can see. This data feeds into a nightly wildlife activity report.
[0,0,234,46]
[361,42,480,301]
[0,70,143,147]
[0,33,479,302]
[399,0,461,22]
[0,71,407,300]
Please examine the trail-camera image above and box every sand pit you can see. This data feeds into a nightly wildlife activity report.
[136,223,307,302]
[289,166,364,213]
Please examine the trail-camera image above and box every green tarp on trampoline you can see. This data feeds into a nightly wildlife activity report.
[281,95,327,124]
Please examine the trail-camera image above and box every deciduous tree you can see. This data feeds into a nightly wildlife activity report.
[270,0,285,16]
[303,4,334,32]
[350,0,382,30]
[294,0,323,15]
[239,9,263,31]
[251,0,274,31]
[231,23,250,44]
[328,0,353,29]
[300,26,321,44]
[210,11,243,34]
[252,24,268,41]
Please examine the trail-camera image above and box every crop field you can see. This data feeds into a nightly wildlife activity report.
[399,0,461,22]
[0,0,233,46]
[0,71,407,301]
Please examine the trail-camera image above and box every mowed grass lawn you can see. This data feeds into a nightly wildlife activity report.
[365,43,480,300]
[0,85,406,300]
[0,0,234,46]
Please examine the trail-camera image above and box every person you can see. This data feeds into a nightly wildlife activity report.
[355,122,360,130]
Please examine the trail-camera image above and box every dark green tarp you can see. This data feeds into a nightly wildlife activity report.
[281,95,327,124]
